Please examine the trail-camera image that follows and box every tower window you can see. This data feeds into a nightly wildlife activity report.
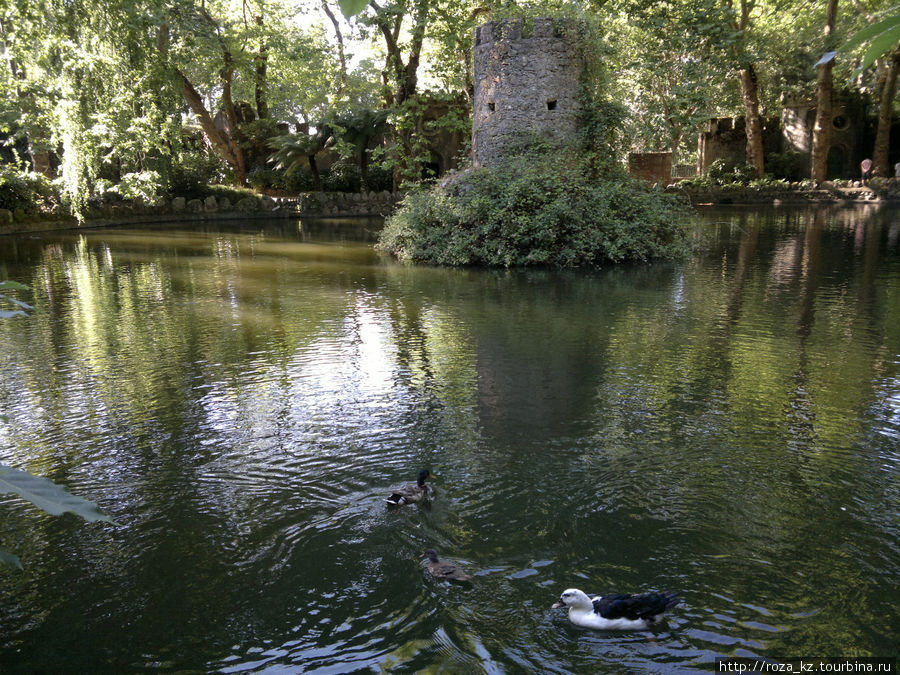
[547,99,557,111]
[488,102,495,112]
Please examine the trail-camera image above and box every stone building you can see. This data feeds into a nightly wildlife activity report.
[472,17,583,167]
[780,95,864,179]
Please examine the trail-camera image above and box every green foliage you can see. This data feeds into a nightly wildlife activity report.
[0,464,112,523]
[378,144,690,268]
[681,158,759,186]
[841,14,900,69]
[766,151,804,181]
[337,0,369,20]
[116,170,164,203]
[0,165,56,213]
[167,152,228,199]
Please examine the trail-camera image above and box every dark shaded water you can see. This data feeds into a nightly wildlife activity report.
[0,207,898,672]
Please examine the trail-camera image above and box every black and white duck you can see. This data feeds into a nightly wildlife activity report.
[421,549,472,582]
[385,469,431,506]
[552,588,681,630]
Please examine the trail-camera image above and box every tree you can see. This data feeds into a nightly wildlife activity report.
[871,46,900,175]
[726,0,765,177]
[608,0,737,161]
[810,0,839,182]
[841,13,900,176]
[269,125,334,190]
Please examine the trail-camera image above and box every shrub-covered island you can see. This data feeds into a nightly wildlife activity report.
[378,17,691,268]
[377,141,691,268]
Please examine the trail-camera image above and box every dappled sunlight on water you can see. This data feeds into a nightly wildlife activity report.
[0,209,898,671]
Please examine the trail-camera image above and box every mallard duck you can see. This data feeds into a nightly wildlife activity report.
[421,549,472,582]
[385,469,431,506]
[552,588,681,630]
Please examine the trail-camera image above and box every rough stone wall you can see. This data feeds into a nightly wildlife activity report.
[628,152,672,184]
[780,97,863,179]
[697,118,747,173]
[472,18,583,167]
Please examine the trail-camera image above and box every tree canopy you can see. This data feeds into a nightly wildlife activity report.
[2,0,900,215]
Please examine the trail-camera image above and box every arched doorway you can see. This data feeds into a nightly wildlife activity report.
[826,145,846,179]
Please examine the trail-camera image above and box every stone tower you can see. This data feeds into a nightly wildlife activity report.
[472,18,583,168]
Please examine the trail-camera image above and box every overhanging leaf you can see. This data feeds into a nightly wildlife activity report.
[0,464,113,522]
[337,0,368,19]
[861,25,900,69]
[0,548,23,569]
[0,310,28,319]
[840,15,900,53]
[4,297,33,310]
[0,281,29,291]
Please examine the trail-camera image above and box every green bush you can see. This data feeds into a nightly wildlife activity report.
[280,167,318,192]
[167,152,227,199]
[323,163,361,192]
[117,170,163,203]
[366,165,393,192]
[766,151,803,181]
[248,168,278,190]
[378,145,690,268]
[0,165,56,212]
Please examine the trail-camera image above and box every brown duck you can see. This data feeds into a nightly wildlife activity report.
[386,469,431,506]
[421,549,472,582]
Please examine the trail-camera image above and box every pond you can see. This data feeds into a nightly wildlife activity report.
[0,206,898,672]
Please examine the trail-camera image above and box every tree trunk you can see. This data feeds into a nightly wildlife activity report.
[727,0,764,178]
[308,154,322,191]
[810,60,834,181]
[179,71,246,184]
[810,0,838,182]
[1,17,53,177]
[872,48,900,176]
[254,15,269,119]
[739,64,765,177]
[321,0,347,96]
[360,146,370,192]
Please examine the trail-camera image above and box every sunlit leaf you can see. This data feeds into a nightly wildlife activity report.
[0,549,22,570]
[0,281,29,291]
[840,15,900,53]
[0,464,113,523]
[337,0,368,20]
[4,297,33,310]
[861,25,900,69]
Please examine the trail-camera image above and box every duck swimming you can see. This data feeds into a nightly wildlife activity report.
[385,469,431,506]
[421,549,472,582]
[552,588,681,630]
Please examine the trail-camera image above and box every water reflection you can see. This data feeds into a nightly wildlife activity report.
[0,207,898,671]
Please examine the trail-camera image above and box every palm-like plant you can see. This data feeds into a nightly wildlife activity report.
[269,125,334,191]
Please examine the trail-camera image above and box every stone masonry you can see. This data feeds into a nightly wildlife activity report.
[472,18,583,167]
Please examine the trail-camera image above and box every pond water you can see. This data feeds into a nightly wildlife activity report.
[0,206,898,672]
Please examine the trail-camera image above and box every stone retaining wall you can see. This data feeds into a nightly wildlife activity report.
[0,191,403,235]
[668,185,888,205]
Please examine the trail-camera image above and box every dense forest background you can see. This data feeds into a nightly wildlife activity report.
[1,0,899,217]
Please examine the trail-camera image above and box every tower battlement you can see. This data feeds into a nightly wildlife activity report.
[474,17,575,46]
[472,17,583,168]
